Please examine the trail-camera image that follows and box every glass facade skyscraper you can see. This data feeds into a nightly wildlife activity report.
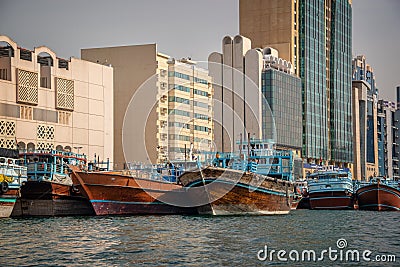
[262,68,302,150]
[299,0,353,164]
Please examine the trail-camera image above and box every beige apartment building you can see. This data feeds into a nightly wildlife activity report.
[239,0,299,75]
[167,58,213,161]
[81,45,213,166]
[0,35,113,162]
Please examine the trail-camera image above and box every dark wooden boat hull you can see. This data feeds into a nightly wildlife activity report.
[11,181,94,217]
[0,189,18,218]
[179,167,293,215]
[296,197,311,209]
[72,172,197,216]
[309,191,354,210]
[357,184,400,211]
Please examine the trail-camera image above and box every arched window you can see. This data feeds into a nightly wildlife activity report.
[56,145,63,151]
[0,41,13,81]
[17,141,26,152]
[27,142,35,152]
[37,52,53,89]
[64,146,71,152]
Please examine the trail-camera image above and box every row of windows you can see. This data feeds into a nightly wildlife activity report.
[169,109,190,117]
[194,77,208,85]
[167,122,210,133]
[194,89,209,97]
[194,125,211,133]
[169,71,190,80]
[194,113,209,121]
[168,96,189,105]
[169,134,191,142]
[168,71,209,85]
[169,84,191,93]
[168,121,190,129]
[168,96,209,109]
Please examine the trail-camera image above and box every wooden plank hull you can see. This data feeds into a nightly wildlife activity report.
[309,191,354,210]
[72,172,198,216]
[357,184,400,211]
[11,181,94,217]
[200,181,291,215]
[179,167,293,215]
[0,189,18,218]
[296,197,311,209]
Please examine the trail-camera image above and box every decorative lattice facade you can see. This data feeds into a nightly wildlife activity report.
[0,119,16,149]
[37,124,55,140]
[17,69,38,105]
[56,78,74,111]
[36,142,54,150]
[36,124,54,151]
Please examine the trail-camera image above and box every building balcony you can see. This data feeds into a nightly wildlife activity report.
[160,133,168,141]
[393,157,399,162]
[160,95,167,102]
[160,108,168,116]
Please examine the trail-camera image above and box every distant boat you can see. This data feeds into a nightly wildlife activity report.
[0,148,27,218]
[356,178,400,211]
[70,166,198,216]
[11,150,94,217]
[307,166,354,210]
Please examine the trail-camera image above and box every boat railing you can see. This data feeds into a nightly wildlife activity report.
[0,162,28,185]
[25,162,70,180]
[19,149,87,160]
[307,177,353,185]
[125,162,186,183]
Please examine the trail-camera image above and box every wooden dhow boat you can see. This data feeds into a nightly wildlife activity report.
[11,150,94,217]
[356,178,400,211]
[178,166,294,215]
[307,166,354,210]
[70,165,198,216]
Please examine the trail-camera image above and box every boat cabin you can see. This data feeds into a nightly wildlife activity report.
[19,150,86,182]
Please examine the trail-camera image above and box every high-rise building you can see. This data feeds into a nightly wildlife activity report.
[167,58,213,161]
[239,0,299,75]
[397,85,400,109]
[82,45,213,166]
[351,55,379,180]
[377,100,398,178]
[262,48,302,153]
[240,0,353,167]
[208,35,302,154]
[394,109,400,179]
[0,35,114,161]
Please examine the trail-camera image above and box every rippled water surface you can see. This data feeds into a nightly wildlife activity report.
[0,210,399,266]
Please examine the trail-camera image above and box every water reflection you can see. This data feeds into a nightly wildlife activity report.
[0,211,399,266]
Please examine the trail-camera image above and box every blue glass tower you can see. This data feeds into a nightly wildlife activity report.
[299,0,353,165]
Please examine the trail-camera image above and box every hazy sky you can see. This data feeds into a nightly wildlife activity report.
[0,0,399,100]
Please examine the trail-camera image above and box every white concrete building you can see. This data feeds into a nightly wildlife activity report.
[0,35,113,163]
